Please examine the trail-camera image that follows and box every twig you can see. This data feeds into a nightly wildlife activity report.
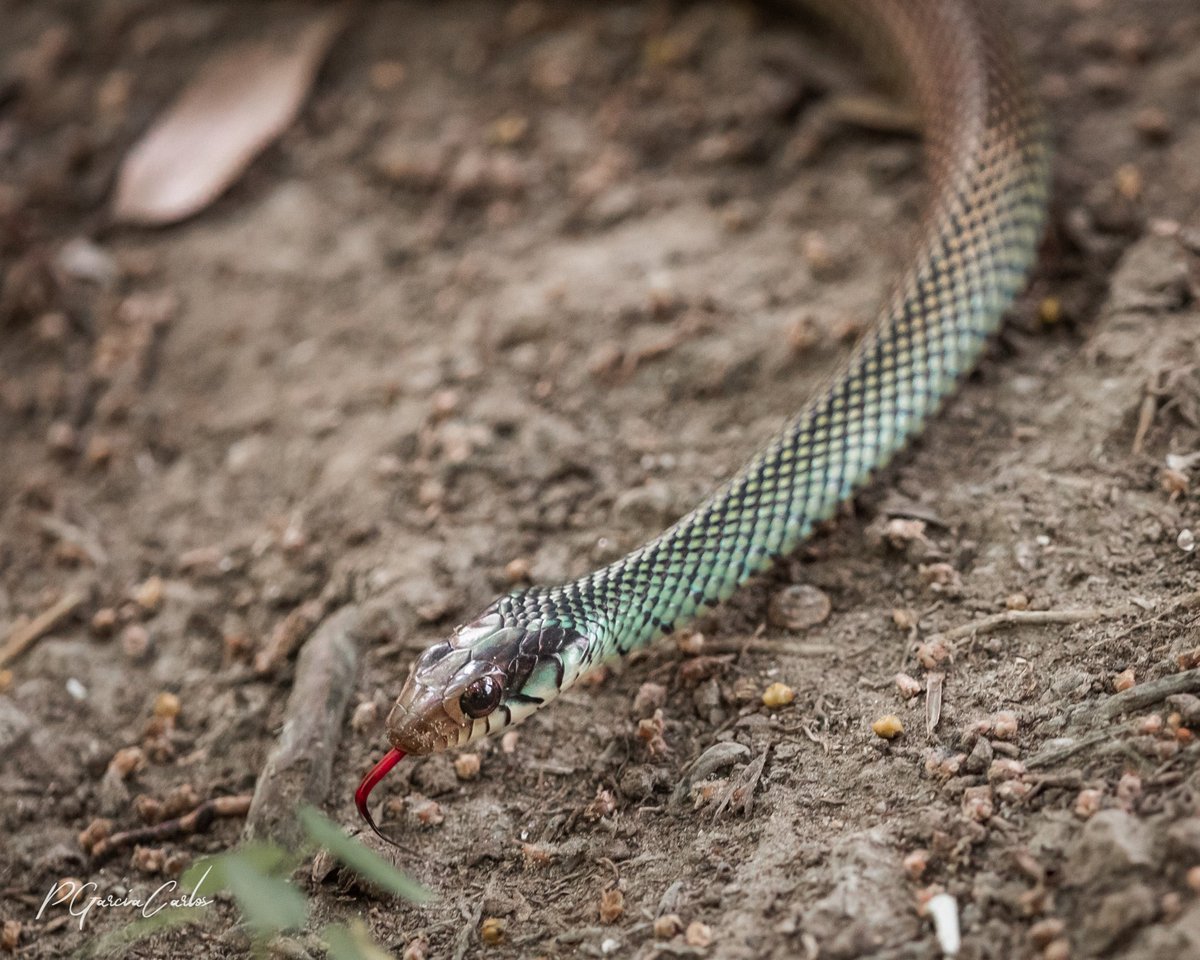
[1089,668,1200,722]
[929,606,1122,648]
[245,604,361,845]
[1027,669,1200,768]
[91,795,252,858]
[0,591,85,668]
[1026,729,1112,770]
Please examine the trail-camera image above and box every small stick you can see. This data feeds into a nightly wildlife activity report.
[1090,668,1200,722]
[91,795,252,858]
[0,591,85,669]
[929,606,1122,648]
[1026,668,1200,768]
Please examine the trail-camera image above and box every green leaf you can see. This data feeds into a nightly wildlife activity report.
[323,921,397,960]
[222,854,308,935]
[180,842,296,897]
[86,904,202,957]
[299,806,434,903]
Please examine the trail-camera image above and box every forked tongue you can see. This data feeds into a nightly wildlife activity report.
[355,747,406,844]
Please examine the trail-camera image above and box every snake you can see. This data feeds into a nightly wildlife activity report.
[356,0,1051,838]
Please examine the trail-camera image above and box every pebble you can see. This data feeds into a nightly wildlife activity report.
[654,914,683,939]
[479,917,506,945]
[992,711,1019,740]
[761,682,795,708]
[454,753,481,780]
[768,584,831,630]
[1113,668,1136,693]
[961,785,994,822]
[1074,788,1103,819]
[895,673,922,699]
[684,922,713,948]
[871,715,904,740]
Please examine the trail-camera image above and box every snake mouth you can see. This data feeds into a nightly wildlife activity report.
[385,695,463,755]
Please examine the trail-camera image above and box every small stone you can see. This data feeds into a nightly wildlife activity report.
[350,701,379,733]
[767,584,831,631]
[632,682,667,719]
[1134,106,1172,142]
[895,673,922,699]
[1179,529,1195,553]
[1137,714,1163,735]
[1187,866,1200,893]
[91,607,118,635]
[500,730,519,754]
[1029,918,1065,949]
[903,849,929,880]
[1113,668,1136,693]
[872,715,904,740]
[1116,772,1142,807]
[761,682,796,709]
[675,630,705,655]
[1043,939,1071,960]
[453,753,481,781]
[965,736,993,774]
[1,920,20,952]
[47,420,77,455]
[987,758,1026,782]
[503,557,531,583]
[152,692,180,719]
[654,914,683,939]
[120,624,151,660]
[1114,164,1142,201]
[411,797,444,827]
[85,435,113,468]
[78,818,112,854]
[599,887,624,923]
[962,785,994,821]
[993,711,1019,740]
[479,917,506,945]
[133,576,164,611]
[916,640,950,671]
[892,607,918,631]
[1006,593,1030,611]
[684,922,713,948]
[109,746,146,779]
[401,939,428,960]
[1074,788,1103,819]
[520,843,552,868]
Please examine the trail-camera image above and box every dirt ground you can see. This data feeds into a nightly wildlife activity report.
[4,0,1200,957]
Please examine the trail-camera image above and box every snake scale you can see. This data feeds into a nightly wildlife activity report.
[357,0,1051,834]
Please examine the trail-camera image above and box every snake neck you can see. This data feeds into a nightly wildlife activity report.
[508,0,1050,667]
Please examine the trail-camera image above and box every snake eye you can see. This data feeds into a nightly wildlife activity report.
[459,676,502,719]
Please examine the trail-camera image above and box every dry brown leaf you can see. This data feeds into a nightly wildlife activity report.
[113,10,344,225]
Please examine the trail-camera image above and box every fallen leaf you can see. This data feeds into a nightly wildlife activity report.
[113,10,344,225]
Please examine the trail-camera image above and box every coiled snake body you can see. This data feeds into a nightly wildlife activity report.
[358,0,1051,832]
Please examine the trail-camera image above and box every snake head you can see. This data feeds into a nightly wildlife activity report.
[385,599,590,755]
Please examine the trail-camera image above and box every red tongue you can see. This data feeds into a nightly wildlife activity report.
[355,747,406,845]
